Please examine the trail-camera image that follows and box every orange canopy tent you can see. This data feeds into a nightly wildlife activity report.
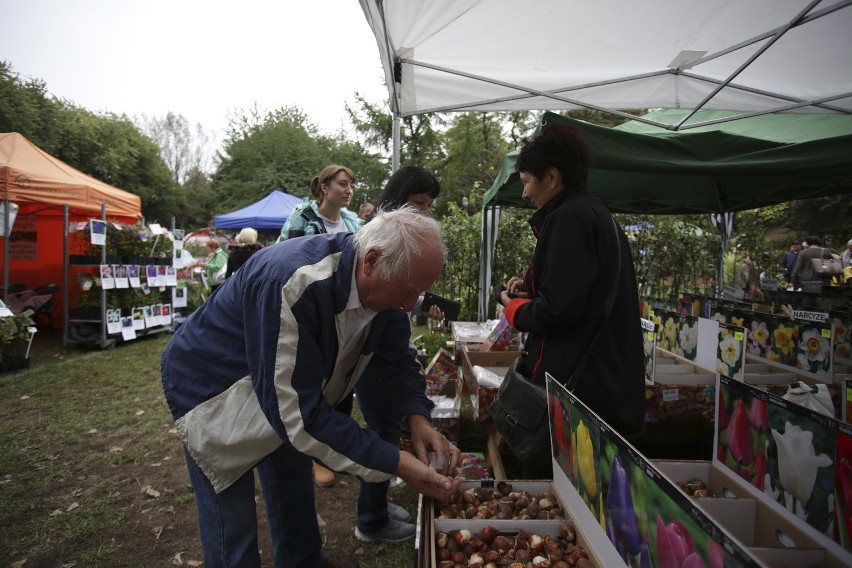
[1,132,143,326]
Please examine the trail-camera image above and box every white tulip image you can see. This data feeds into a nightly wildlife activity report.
[771,421,832,514]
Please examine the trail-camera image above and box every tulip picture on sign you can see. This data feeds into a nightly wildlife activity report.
[548,390,572,479]
[834,427,852,550]
[766,410,835,535]
[718,377,838,543]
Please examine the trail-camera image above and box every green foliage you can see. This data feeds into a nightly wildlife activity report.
[212,105,388,217]
[436,113,510,216]
[781,196,852,248]
[616,214,719,297]
[422,330,452,362]
[0,309,35,359]
[434,203,535,320]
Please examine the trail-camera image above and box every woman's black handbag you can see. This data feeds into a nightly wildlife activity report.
[489,217,623,464]
[489,358,550,463]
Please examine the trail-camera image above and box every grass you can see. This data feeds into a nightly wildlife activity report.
[0,334,177,564]
[0,328,493,567]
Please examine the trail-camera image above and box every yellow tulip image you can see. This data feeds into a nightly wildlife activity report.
[577,420,598,497]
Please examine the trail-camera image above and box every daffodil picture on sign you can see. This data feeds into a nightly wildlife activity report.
[746,314,772,358]
[769,320,801,367]
[796,322,833,378]
[655,309,698,362]
[833,316,851,363]
[716,322,745,381]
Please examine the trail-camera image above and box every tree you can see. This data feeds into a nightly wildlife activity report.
[210,105,387,219]
[436,113,510,215]
[345,92,445,170]
[136,111,215,184]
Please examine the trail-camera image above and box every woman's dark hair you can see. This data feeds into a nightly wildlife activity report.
[376,165,441,211]
[805,235,822,246]
[515,124,592,190]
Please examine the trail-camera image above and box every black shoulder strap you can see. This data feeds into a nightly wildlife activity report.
[565,216,623,391]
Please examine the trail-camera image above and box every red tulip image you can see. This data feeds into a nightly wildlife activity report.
[726,398,754,466]
[750,452,766,490]
[716,391,730,429]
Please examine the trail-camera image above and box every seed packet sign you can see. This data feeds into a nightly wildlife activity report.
[716,322,746,381]
[548,374,758,568]
[654,308,699,362]
[641,317,657,385]
[717,375,851,552]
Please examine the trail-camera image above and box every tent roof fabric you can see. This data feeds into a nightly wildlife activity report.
[0,132,141,220]
[483,111,852,214]
[213,190,304,231]
[360,0,852,128]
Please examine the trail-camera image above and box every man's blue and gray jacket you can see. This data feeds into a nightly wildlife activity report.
[161,232,432,492]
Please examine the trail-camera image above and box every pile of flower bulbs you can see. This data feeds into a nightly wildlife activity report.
[435,523,594,567]
[675,478,716,498]
[437,482,565,520]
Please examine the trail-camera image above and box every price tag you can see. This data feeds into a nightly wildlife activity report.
[734,331,744,341]
[821,328,832,338]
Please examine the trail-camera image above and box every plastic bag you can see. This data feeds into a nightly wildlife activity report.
[781,382,834,417]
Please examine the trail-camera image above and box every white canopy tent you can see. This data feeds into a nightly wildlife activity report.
[360,0,852,148]
[359,0,852,318]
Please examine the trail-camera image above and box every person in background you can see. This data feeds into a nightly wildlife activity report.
[278,165,363,488]
[193,239,228,289]
[226,227,263,278]
[278,165,362,241]
[841,239,852,284]
[496,125,645,478]
[791,235,835,289]
[161,208,462,568]
[842,239,852,268]
[358,202,374,221]
[780,240,801,283]
[353,166,443,544]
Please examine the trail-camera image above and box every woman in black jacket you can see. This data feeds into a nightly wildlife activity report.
[496,124,645,477]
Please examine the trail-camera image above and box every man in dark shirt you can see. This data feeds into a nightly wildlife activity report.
[781,241,801,283]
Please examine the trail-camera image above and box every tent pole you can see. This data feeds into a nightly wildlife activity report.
[63,205,69,344]
[392,114,400,171]
[2,200,9,302]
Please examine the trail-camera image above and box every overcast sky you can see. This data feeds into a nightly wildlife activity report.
[1,0,390,147]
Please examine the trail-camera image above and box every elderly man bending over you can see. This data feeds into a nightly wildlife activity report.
[161,207,461,568]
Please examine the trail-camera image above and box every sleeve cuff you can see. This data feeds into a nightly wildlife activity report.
[504,297,529,329]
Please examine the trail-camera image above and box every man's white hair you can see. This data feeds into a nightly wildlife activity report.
[354,205,444,281]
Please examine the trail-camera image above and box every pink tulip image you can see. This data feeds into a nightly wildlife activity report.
[656,516,704,568]
[708,541,724,568]
[726,398,754,466]
[748,398,767,433]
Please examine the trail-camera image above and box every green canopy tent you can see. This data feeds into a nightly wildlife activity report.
[477,111,852,316]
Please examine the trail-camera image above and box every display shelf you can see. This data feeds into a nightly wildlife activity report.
[61,206,179,349]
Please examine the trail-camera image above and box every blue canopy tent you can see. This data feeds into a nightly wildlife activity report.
[213,190,303,232]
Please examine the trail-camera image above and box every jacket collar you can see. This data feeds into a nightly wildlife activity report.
[528,186,588,233]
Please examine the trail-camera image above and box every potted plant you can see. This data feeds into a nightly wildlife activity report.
[0,309,36,372]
